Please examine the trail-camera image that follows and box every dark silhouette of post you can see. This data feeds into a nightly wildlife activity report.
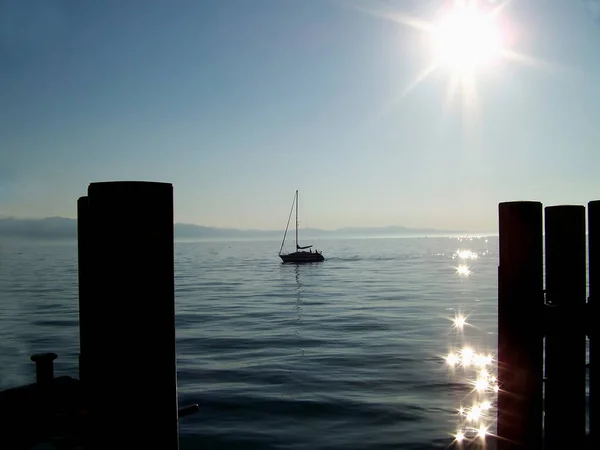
[81,181,178,449]
[30,353,58,387]
[77,196,90,383]
[589,200,600,448]
[544,205,587,450]
[497,201,544,450]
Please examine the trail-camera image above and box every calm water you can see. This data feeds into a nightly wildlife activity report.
[0,236,499,449]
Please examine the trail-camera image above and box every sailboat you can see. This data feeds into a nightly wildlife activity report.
[279,190,324,263]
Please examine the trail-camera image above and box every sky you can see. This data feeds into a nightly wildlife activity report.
[1,0,600,232]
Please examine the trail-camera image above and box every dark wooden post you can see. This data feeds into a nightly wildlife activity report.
[544,205,587,450]
[30,353,58,387]
[497,201,544,450]
[77,196,90,383]
[588,200,600,447]
[83,181,178,449]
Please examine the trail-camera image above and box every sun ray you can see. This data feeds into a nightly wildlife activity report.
[337,0,434,33]
[459,72,482,142]
[367,60,439,126]
[500,49,565,74]
[489,0,514,18]
[444,73,462,115]
[374,10,434,33]
[401,61,440,98]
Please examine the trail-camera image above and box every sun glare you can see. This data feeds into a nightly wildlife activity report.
[432,7,503,73]
[350,0,553,130]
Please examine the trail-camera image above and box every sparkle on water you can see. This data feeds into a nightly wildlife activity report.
[452,246,484,277]
[452,313,468,331]
[454,249,479,260]
[443,240,497,446]
[456,264,471,276]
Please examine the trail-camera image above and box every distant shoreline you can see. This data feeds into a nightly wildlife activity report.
[0,217,495,241]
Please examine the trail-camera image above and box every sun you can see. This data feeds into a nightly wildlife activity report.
[431,6,504,73]
[348,0,551,125]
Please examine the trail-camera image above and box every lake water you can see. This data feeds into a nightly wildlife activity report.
[0,235,499,449]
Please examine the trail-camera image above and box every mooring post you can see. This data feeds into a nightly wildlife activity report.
[77,196,90,384]
[82,181,178,449]
[588,200,600,448]
[544,205,587,450]
[30,352,58,387]
[497,201,544,450]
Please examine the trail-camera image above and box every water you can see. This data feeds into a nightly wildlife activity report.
[0,236,499,449]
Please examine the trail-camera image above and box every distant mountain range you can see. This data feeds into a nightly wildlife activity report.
[0,217,475,240]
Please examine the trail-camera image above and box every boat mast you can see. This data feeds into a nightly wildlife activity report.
[279,191,295,255]
[295,189,298,250]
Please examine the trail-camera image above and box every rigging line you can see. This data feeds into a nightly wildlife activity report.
[298,194,310,231]
[279,192,296,255]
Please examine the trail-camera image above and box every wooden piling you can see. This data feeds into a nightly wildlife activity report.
[82,181,178,449]
[588,200,600,448]
[497,201,544,450]
[544,205,587,450]
[77,196,90,383]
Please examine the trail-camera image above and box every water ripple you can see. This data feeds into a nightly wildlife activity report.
[0,236,498,449]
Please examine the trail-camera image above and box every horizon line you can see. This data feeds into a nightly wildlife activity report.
[0,215,496,234]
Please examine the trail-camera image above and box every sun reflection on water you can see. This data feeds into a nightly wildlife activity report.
[445,345,498,445]
[454,249,479,260]
[456,264,472,276]
[443,242,497,447]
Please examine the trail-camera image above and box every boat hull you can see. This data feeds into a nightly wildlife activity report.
[279,251,324,263]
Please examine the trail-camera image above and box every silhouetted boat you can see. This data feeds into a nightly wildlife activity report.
[279,190,324,263]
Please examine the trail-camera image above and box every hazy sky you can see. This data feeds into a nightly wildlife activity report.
[1,0,600,232]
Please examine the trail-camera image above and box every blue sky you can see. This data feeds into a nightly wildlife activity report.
[1,0,600,232]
